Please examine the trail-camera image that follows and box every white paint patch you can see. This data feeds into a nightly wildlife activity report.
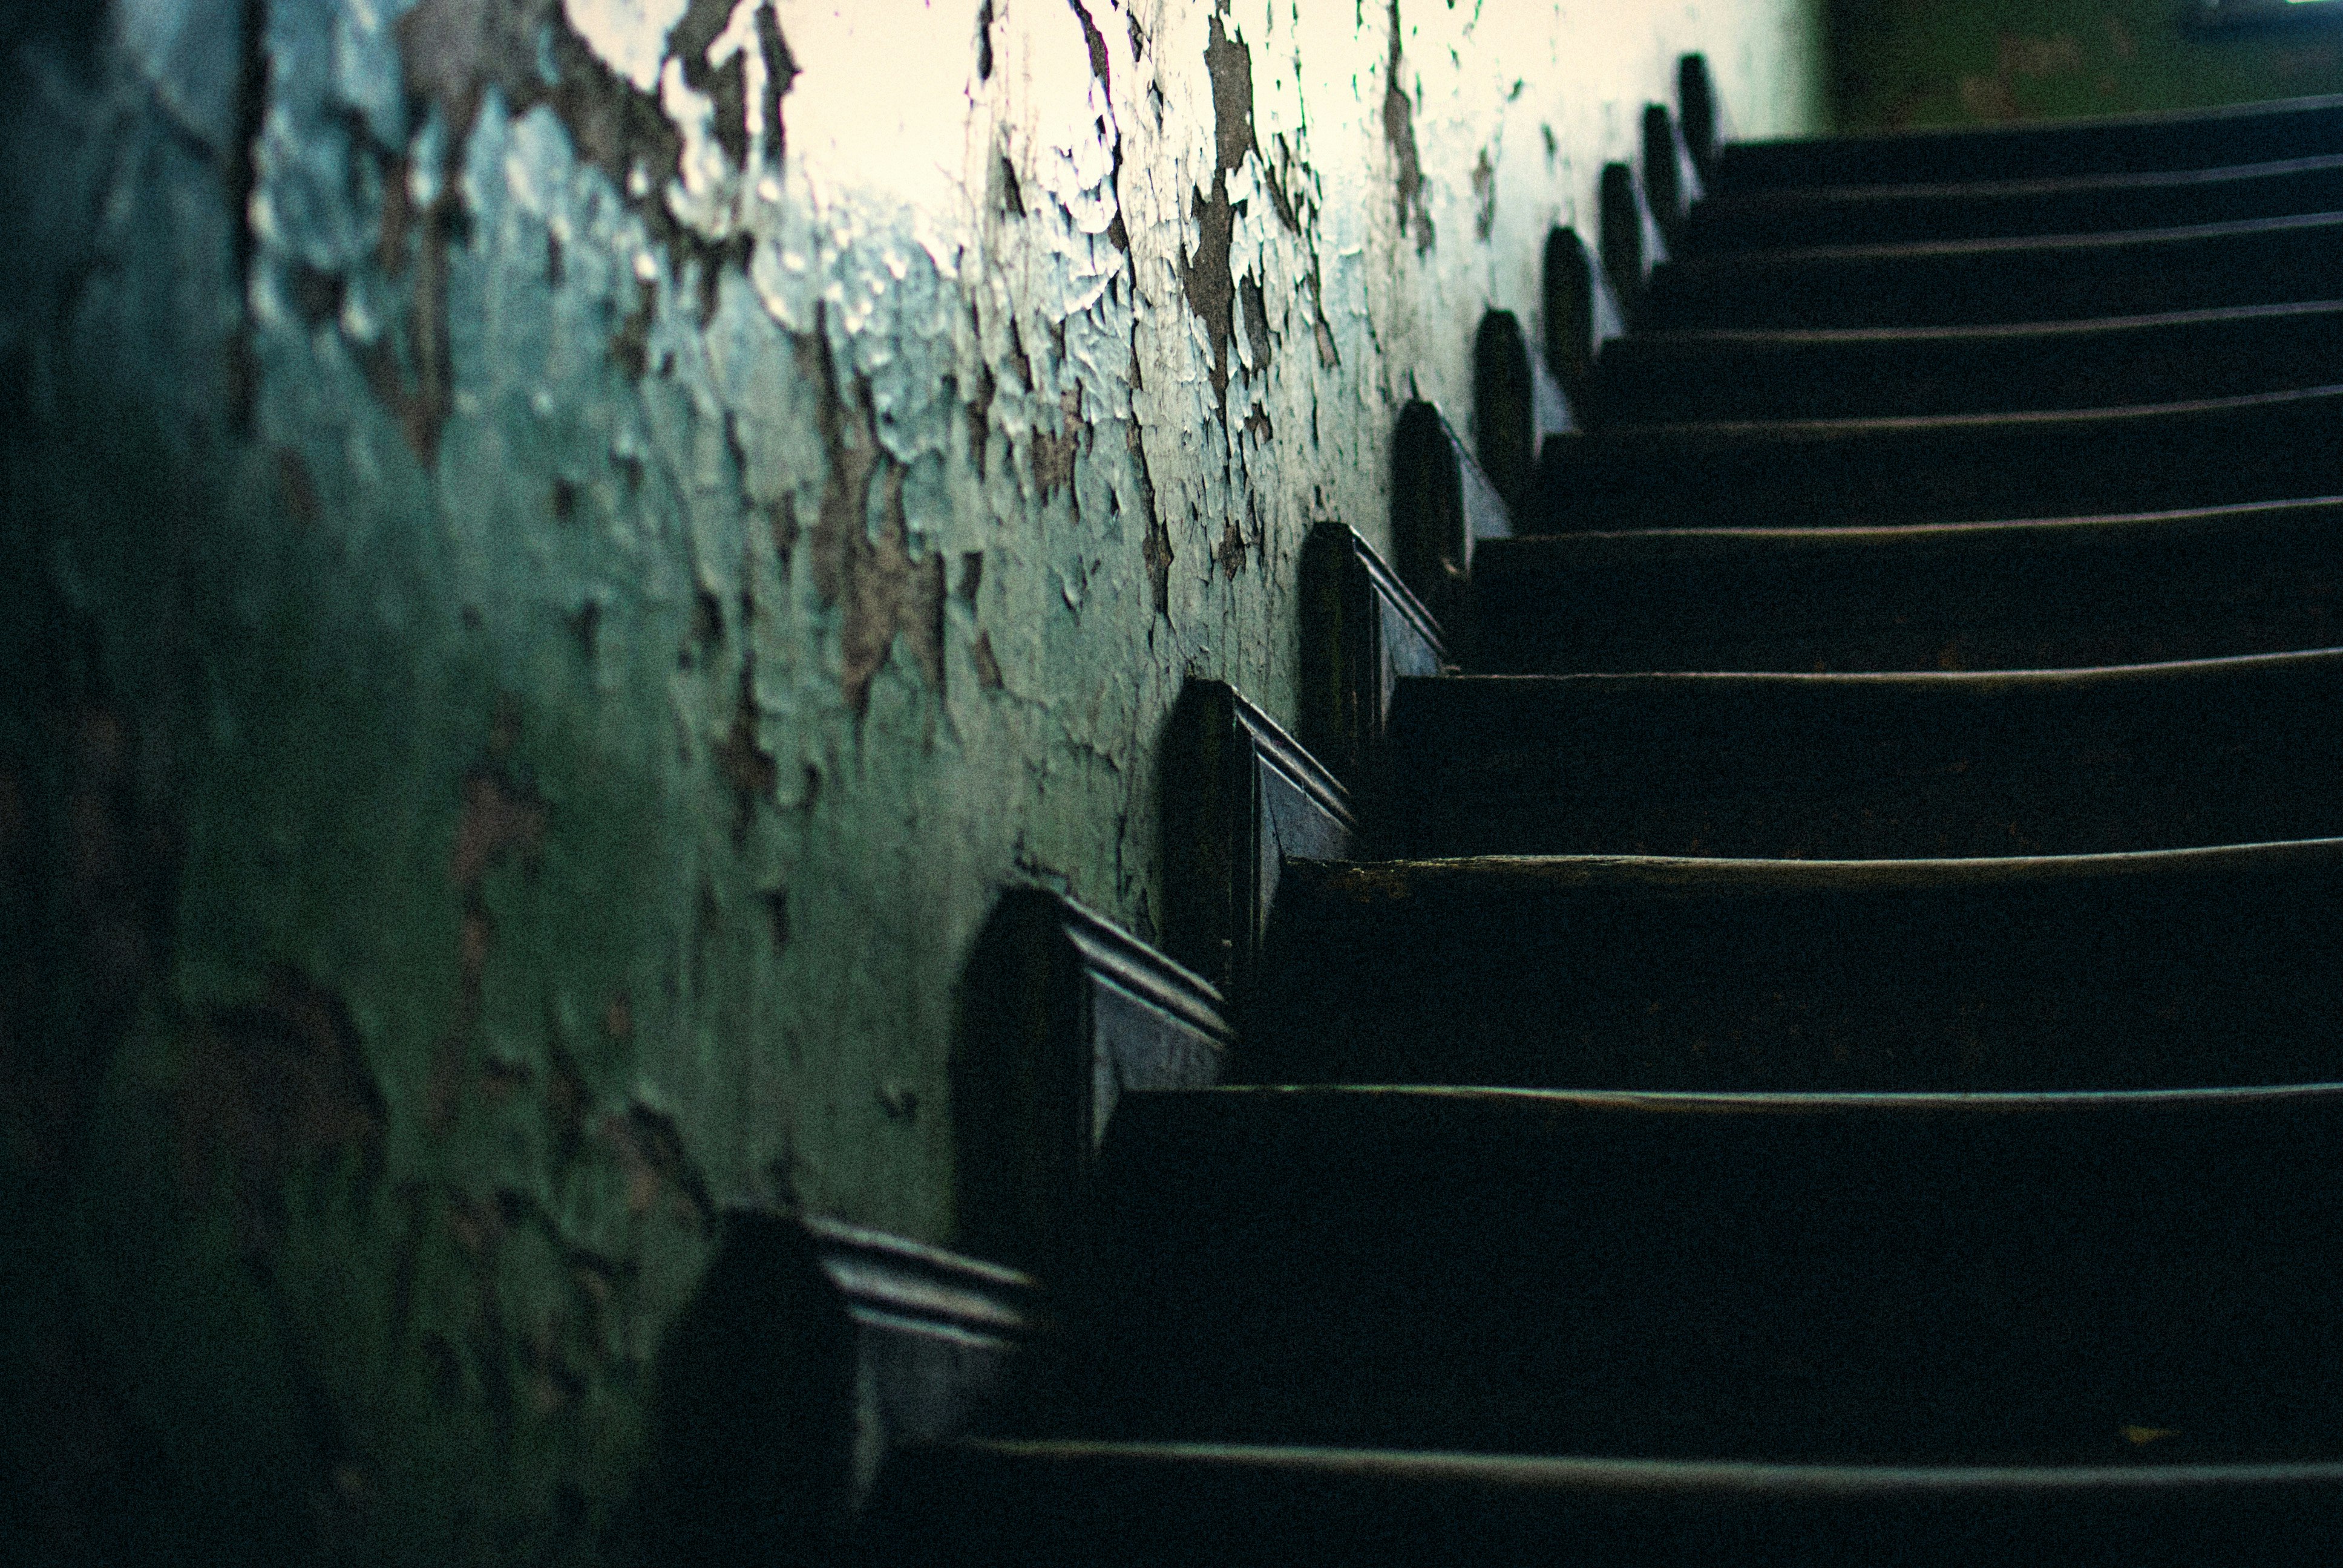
[563,0,690,93]
[781,1,981,214]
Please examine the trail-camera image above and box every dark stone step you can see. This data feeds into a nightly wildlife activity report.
[1643,212,2343,330]
[1529,388,2343,531]
[1470,501,2343,673]
[863,1440,2343,1568]
[1070,1083,2343,1462]
[1376,653,2343,861]
[1686,152,2343,252]
[1716,92,2343,191]
[1242,841,2343,1092]
[1593,304,2343,422]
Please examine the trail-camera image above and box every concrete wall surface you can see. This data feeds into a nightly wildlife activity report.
[0,0,1821,1559]
[1830,0,2343,129]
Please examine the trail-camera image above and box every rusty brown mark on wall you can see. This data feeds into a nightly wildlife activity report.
[1383,0,1433,252]
[1183,14,1256,410]
[380,0,802,455]
[176,968,387,1259]
[428,724,549,1138]
[1130,420,1172,615]
[802,326,947,719]
[713,659,777,844]
[604,1101,716,1225]
[1031,390,1085,497]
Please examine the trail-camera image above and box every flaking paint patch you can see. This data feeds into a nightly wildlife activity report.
[804,321,950,717]
[1381,0,1434,253]
[565,0,691,93]
[0,0,1826,1556]
[1181,13,1253,410]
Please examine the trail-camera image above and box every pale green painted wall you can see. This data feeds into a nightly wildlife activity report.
[0,0,1824,1558]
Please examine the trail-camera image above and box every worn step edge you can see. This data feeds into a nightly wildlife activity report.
[1404,645,2343,699]
[1576,381,2343,444]
[1474,495,2343,564]
[1622,298,2343,350]
[1707,148,2343,209]
[1295,836,2343,898]
[1664,206,2343,268]
[1686,158,2343,253]
[926,1439,2343,1497]
[1172,1081,2343,1116]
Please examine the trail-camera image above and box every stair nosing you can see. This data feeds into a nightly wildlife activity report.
[1666,207,2343,267]
[1626,299,2343,348]
[948,1437,2343,1495]
[1403,646,2343,691]
[1167,1082,2343,1112]
[1576,381,2343,441]
[1703,148,2343,207]
[1474,494,2343,550]
[1296,837,2343,892]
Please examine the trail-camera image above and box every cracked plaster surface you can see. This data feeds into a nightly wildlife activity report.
[0,0,1821,1554]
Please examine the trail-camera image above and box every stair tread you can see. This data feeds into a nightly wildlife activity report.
[1074,1083,2343,1462]
[911,1436,2343,1489]
[1643,209,2343,328]
[866,1439,2343,1566]
[1595,301,2343,420]
[1688,151,2343,250]
[1530,388,2343,530]
[1470,499,2343,672]
[1380,652,2343,860]
[1243,840,2343,1091]
[901,79,2343,1557]
[1283,834,2343,894]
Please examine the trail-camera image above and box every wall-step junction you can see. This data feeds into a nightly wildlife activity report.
[862,68,2343,1566]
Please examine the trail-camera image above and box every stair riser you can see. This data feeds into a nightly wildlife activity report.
[1471,508,2343,673]
[1645,219,2343,330]
[1594,310,2343,422]
[1380,661,2343,860]
[1077,1088,2343,1463]
[1245,851,2343,1092]
[1530,394,2343,531]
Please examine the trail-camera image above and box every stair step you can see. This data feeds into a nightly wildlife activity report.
[1642,212,2343,330]
[1529,388,2343,531]
[1686,153,2343,252]
[1377,653,2343,861]
[1470,500,2343,673]
[863,1440,2343,1567]
[1242,841,2343,1091]
[1715,93,2343,191]
[1073,1083,2343,1461]
[1594,304,2343,422]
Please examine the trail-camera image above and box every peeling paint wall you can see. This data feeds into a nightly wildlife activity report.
[1830,0,2343,129]
[0,0,1821,1558]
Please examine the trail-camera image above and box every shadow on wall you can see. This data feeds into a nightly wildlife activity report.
[623,1210,859,1568]
[1829,0,2343,129]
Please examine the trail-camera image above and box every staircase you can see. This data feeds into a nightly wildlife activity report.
[867,88,2343,1564]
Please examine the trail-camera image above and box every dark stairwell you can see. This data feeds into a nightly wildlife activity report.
[10,3,2343,1562]
[864,71,2343,1568]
